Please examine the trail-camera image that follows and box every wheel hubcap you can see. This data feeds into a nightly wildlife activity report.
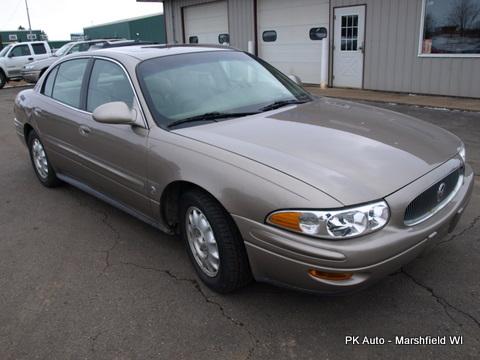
[186,206,219,277]
[32,139,48,179]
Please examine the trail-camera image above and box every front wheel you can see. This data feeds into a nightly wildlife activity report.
[180,189,252,293]
[27,131,61,187]
[0,71,6,89]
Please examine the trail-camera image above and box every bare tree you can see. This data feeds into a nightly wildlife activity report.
[449,0,480,36]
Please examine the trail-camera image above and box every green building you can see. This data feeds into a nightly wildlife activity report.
[83,13,165,43]
[0,30,46,49]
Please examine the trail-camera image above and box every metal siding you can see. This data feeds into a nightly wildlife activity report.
[164,0,254,51]
[330,0,480,98]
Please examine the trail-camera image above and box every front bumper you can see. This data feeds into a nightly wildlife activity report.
[21,70,41,83]
[234,161,474,294]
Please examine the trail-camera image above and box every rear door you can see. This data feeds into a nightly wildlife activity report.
[183,1,229,45]
[33,58,92,181]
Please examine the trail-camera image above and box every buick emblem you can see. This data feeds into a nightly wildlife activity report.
[437,182,447,203]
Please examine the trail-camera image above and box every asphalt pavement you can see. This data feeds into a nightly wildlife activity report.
[0,87,479,359]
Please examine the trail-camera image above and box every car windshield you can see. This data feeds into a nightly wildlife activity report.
[0,45,12,57]
[54,43,73,56]
[137,50,312,128]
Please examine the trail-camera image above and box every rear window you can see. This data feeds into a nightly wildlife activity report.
[32,43,47,54]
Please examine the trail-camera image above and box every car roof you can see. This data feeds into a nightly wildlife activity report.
[83,44,236,61]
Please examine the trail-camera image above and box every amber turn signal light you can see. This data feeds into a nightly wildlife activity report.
[268,212,301,231]
[308,269,353,281]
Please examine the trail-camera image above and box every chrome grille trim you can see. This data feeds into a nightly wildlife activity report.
[404,172,464,226]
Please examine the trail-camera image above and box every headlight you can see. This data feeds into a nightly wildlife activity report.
[266,201,390,239]
[458,145,466,163]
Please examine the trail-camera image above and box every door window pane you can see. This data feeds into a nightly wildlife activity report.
[10,45,31,57]
[42,66,58,97]
[421,0,480,55]
[32,43,47,55]
[218,33,230,44]
[52,59,89,108]
[86,59,134,112]
[340,15,359,51]
[262,30,277,42]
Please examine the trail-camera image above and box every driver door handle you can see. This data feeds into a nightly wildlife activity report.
[79,125,91,136]
[28,57,34,61]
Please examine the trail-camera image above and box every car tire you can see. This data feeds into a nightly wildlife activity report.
[27,130,61,187]
[0,71,6,89]
[180,189,252,293]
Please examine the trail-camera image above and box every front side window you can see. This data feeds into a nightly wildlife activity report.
[10,45,31,57]
[32,43,47,55]
[137,51,311,127]
[420,0,480,55]
[86,59,135,112]
[52,59,89,108]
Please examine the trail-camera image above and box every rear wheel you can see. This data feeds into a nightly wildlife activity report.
[27,131,61,187]
[180,189,252,293]
[0,71,6,89]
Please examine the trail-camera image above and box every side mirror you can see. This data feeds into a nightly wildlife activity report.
[92,102,136,125]
[288,74,303,86]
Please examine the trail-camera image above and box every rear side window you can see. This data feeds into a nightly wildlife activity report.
[42,66,59,97]
[52,59,89,108]
[10,45,31,57]
[86,59,134,112]
[32,43,47,54]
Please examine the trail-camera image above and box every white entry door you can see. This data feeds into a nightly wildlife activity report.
[333,6,365,88]
[183,1,229,45]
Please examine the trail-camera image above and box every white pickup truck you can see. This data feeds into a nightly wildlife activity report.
[0,41,52,88]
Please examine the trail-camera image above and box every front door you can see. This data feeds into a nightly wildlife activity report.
[333,6,365,88]
[6,44,33,77]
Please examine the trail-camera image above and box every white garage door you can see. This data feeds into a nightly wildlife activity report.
[184,1,229,45]
[257,0,329,84]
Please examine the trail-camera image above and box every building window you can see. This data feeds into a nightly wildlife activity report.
[341,15,358,51]
[189,36,199,44]
[420,0,480,56]
[8,34,18,41]
[309,27,327,41]
[26,33,37,40]
[262,30,277,42]
[218,33,229,44]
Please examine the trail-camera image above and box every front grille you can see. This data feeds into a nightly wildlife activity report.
[404,167,463,225]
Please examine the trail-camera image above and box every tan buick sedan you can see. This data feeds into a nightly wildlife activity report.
[14,45,473,294]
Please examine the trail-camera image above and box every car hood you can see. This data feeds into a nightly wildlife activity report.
[25,56,56,70]
[174,98,462,205]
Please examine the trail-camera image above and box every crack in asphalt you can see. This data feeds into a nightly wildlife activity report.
[121,261,260,359]
[89,330,102,353]
[437,215,480,247]
[401,269,480,330]
[99,211,121,274]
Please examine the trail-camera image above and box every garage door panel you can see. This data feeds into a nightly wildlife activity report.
[258,0,329,84]
[184,1,228,45]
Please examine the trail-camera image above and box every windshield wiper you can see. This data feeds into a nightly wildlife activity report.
[260,99,309,112]
[167,111,259,129]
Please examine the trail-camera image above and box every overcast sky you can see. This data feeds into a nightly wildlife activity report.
[3,0,164,40]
